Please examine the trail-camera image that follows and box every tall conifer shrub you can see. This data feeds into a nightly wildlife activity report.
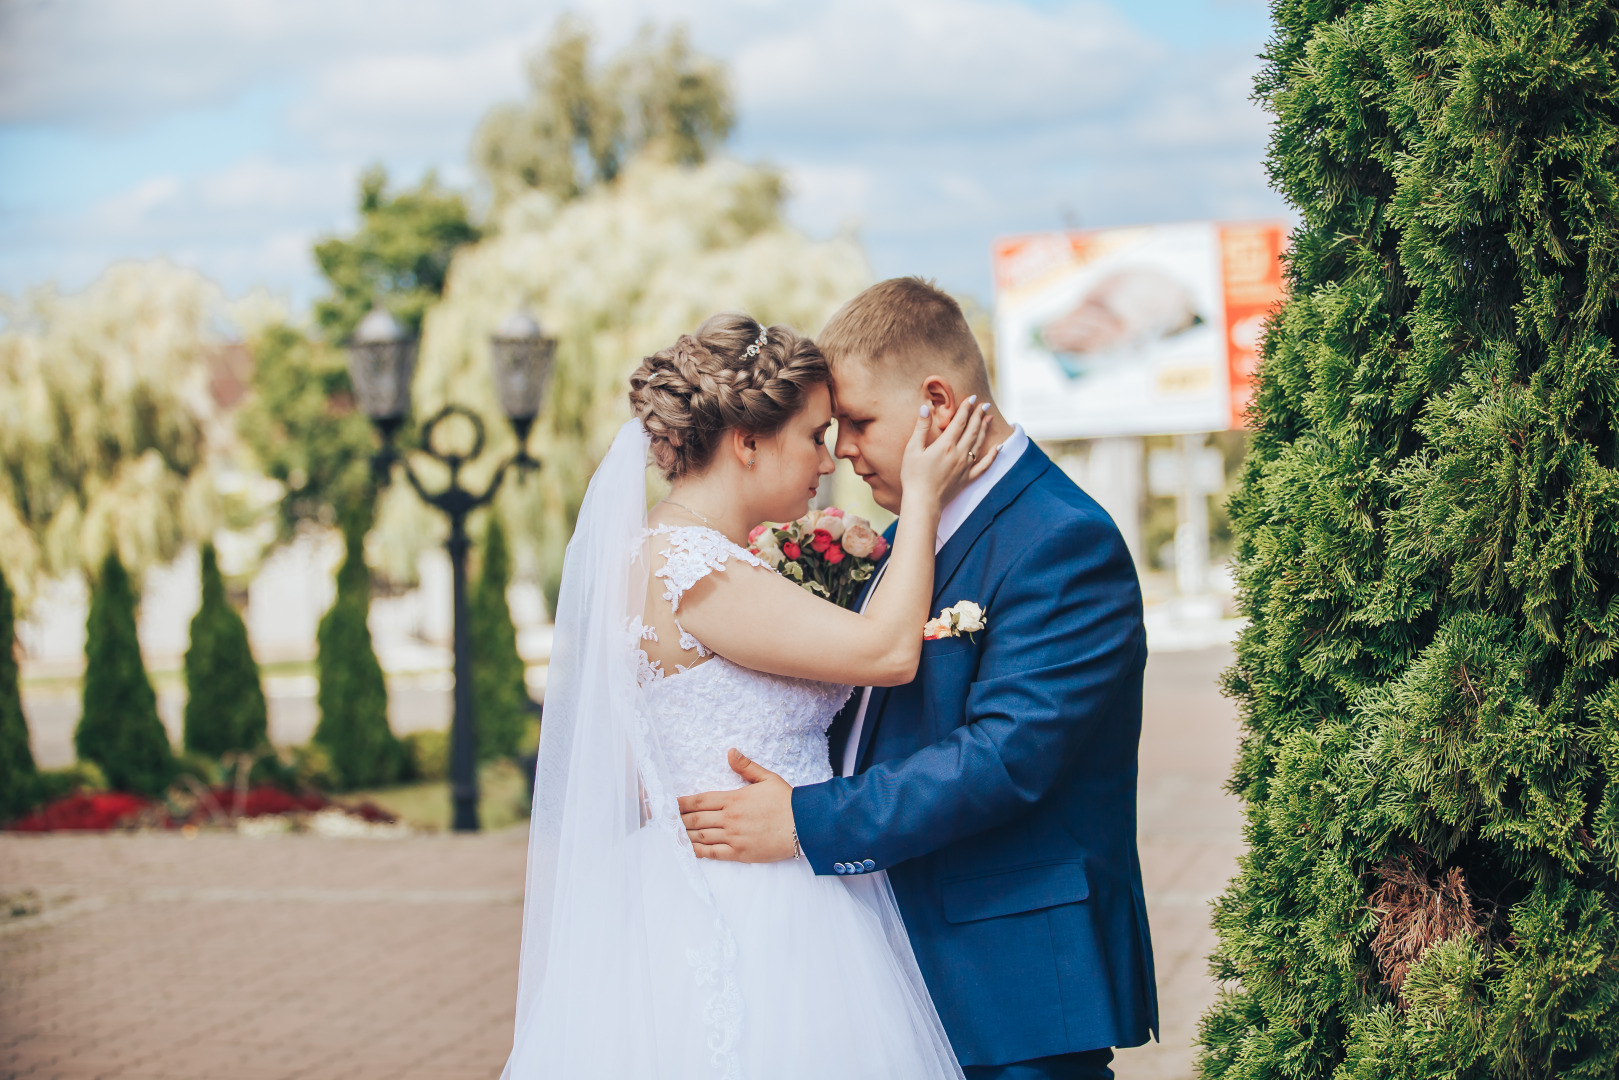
[0,566,39,820]
[313,514,400,789]
[471,519,529,760]
[1202,2,1619,1076]
[75,553,174,797]
[183,544,268,757]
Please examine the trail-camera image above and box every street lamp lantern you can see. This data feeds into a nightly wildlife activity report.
[488,310,556,444]
[346,306,418,427]
[344,305,557,833]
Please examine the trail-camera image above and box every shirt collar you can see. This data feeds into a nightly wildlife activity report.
[936,424,1029,552]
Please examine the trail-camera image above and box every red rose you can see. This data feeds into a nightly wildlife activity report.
[810,528,833,554]
[825,545,845,565]
[783,541,801,560]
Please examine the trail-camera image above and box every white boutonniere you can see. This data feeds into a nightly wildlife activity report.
[924,600,986,642]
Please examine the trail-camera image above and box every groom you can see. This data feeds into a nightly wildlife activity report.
[678,277,1156,1079]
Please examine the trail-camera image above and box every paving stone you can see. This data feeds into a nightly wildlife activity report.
[1,647,1240,1080]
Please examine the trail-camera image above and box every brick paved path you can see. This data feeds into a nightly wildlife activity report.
[1,647,1241,1080]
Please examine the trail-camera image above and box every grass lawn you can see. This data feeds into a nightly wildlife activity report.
[348,757,532,831]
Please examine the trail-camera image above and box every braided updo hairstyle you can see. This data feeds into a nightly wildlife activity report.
[629,314,831,481]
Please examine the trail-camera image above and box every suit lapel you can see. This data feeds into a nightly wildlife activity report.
[931,441,1051,606]
[852,444,1052,775]
[829,523,896,774]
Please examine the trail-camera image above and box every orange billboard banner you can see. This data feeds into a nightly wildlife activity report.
[1219,224,1286,430]
[992,220,1287,438]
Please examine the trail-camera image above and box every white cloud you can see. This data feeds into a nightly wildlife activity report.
[735,0,1155,137]
[0,0,1290,305]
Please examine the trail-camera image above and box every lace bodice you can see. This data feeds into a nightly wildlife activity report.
[636,525,852,795]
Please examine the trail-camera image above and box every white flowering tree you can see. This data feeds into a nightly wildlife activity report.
[0,262,252,612]
[372,157,870,607]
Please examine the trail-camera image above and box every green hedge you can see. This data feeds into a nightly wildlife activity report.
[75,553,174,797]
[183,544,269,758]
[1201,3,1619,1077]
[0,566,39,820]
[472,518,529,760]
[313,514,402,789]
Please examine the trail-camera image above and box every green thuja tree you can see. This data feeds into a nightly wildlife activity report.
[471,518,530,760]
[1200,3,1619,1077]
[75,553,174,797]
[182,544,268,758]
[0,566,39,820]
[313,513,400,789]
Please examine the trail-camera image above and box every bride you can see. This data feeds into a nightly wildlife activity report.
[502,313,994,1079]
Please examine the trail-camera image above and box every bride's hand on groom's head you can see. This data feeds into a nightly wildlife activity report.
[677,749,799,863]
[899,395,998,512]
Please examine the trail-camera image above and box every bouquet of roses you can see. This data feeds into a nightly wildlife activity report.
[748,507,889,609]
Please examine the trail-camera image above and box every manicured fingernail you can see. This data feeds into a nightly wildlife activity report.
[980,402,992,412]
[920,404,931,418]
[966,395,977,405]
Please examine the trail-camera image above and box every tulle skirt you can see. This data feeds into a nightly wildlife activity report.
[695,854,962,1079]
[504,824,962,1080]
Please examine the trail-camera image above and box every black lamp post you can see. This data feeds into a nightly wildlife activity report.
[346,307,557,832]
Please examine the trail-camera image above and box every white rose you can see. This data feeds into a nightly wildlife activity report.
[752,531,785,568]
[841,520,879,559]
[950,601,986,633]
[819,515,845,541]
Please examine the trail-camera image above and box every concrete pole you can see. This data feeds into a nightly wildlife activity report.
[1174,432,1210,597]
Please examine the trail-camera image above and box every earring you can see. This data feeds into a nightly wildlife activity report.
[747,458,756,468]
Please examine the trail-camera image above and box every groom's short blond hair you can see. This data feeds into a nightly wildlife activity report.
[817,277,992,395]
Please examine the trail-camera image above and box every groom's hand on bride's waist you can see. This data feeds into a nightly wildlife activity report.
[678,749,798,863]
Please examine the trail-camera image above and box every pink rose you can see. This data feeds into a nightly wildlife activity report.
[748,523,770,543]
[841,519,880,559]
[821,507,844,518]
[872,536,888,560]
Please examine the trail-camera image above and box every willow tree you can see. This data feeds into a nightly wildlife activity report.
[0,261,224,613]
[472,18,734,215]
[1202,3,1619,1078]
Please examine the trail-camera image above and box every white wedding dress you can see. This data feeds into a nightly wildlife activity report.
[502,421,961,1080]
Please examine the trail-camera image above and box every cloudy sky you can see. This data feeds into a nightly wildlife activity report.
[0,0,1286,312]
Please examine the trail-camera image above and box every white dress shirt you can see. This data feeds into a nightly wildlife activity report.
[840,424,1029,777]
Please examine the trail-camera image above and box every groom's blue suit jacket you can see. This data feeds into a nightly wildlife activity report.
[792,441,1157,1066]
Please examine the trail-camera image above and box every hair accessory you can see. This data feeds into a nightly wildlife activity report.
[742,327,769,359]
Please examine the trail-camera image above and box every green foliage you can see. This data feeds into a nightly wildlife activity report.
[74,553,174,797]
[313,168,481,343]
[471,518,530,760]
[473,18,734,214]
[0,565,39,820]
[34,760,108,804]
[236,322,377,530]
[312,514,401,790]
[1201,2,1619,1077]
[403,729,448,781]
[182,544,268,758]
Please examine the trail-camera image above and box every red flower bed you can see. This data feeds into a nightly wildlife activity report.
[7,785,397,832]
[207,787,328,817]
[9,792,150,832]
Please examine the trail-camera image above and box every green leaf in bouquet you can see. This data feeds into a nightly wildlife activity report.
[782,561,804,581]
[801,581,830,597]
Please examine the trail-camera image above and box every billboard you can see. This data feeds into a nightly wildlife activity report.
[992,221,1285,439]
